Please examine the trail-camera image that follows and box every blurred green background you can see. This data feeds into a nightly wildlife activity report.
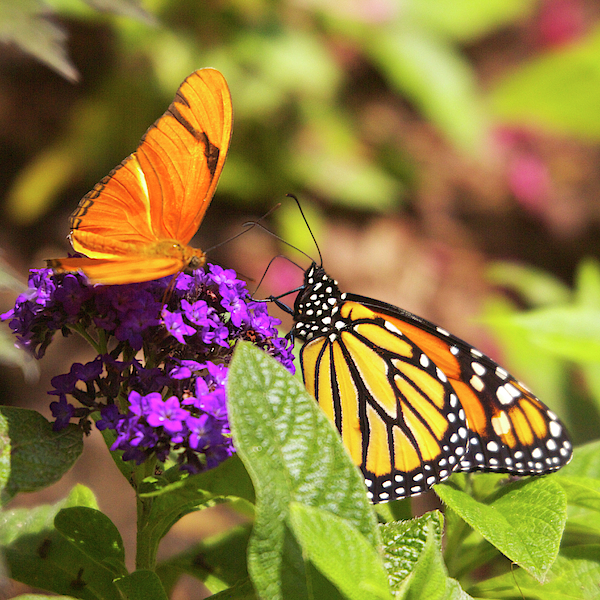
[2,0,600,595]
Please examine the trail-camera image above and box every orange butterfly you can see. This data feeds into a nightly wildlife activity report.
[48,68,232,285]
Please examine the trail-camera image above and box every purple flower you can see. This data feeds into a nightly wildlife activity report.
[129,390,156,417]
[220,288,249,327]
[181,299,211,326]
[169,360,203,380]
[146,395,188,433]
[3,263,295,474]
[49,371,78,396]
[207,264,238,288]
[205,361,228,387]
[187,414,218,450]
[198,389,228,420]
[96,404,121,431]
[49,396,75,431]
[162,308,196,344]
[54,274,91,316]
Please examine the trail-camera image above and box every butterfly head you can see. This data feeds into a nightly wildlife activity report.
[292,263,345,341]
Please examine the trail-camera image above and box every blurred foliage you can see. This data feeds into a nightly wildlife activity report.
[3,0,595,227]
[0,0,78,82]
[491,24,600,138]
[0,0,600,233]
[484,257,600,444]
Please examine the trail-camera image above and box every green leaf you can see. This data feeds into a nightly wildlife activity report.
[490,26,600,139]
[54,507,126,574]
[6,145,79,226]
[0,406,83,503]
[471,545,600,600]
[556,476,600,512]
[0,484,98,546]
[581,363,600,412]
[571,261,600,408]
[227,342,379,600]
[405,0,536,42]
[234,28,341,108]
[208,578,259,600]
[486,262,572,308]
[78,0,155,23]
[556,439,600,478]
[436,478,567,582]
[375,499,413,524]
[9,595,79,600]
[390,511,471,600]
[156,523,252,594]
[574,258,600,308]
[369,26,488,153]
[481,297,568,413]
[115,570,169,600]
[0,409,10,502]
[509,306,600,363]
[136,454,254,563]
[0,0,78,81]
[380,512,443,592]
[289,502,392,600]
[554,442,600,538]
[139,452,253,502]
[289,102,402,211]
[1,485,122,597]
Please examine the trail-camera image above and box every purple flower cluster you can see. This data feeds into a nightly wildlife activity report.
[2,264,295,473]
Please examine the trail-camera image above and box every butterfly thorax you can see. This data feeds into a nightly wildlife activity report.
[292,263,347,342]
[149,240,205,263]
[152,241,205,270]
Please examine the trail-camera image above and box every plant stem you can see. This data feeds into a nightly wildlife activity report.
[135,457,159,570]
[70,323,101,353]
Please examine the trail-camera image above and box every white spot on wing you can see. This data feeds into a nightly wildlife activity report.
[549,421,562,438]
[472,362,486,376]
[385,321,403,335]
[491,411,511,436]
[470,374,484,392]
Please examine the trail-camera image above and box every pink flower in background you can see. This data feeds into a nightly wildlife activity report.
[495,127,553,214]
[537,0,585,47]
[507,152,552,212]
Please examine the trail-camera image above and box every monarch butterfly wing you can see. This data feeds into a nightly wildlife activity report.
[66,68,232,259]
[46,256,185,285]
[353,294,573,476]
[300,302,470,504]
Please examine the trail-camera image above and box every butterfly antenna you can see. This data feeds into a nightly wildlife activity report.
[252,254,305,301]
[286,193,323,267]
[203,203,283,255]
[241,220,316,265]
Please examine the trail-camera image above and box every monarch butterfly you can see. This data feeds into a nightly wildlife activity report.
[48,68,232,285]
[277,261,573,503]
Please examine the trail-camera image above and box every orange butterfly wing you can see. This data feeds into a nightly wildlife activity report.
[48,68,232,284]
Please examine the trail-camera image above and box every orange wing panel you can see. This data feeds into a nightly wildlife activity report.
[48,255,185,285]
